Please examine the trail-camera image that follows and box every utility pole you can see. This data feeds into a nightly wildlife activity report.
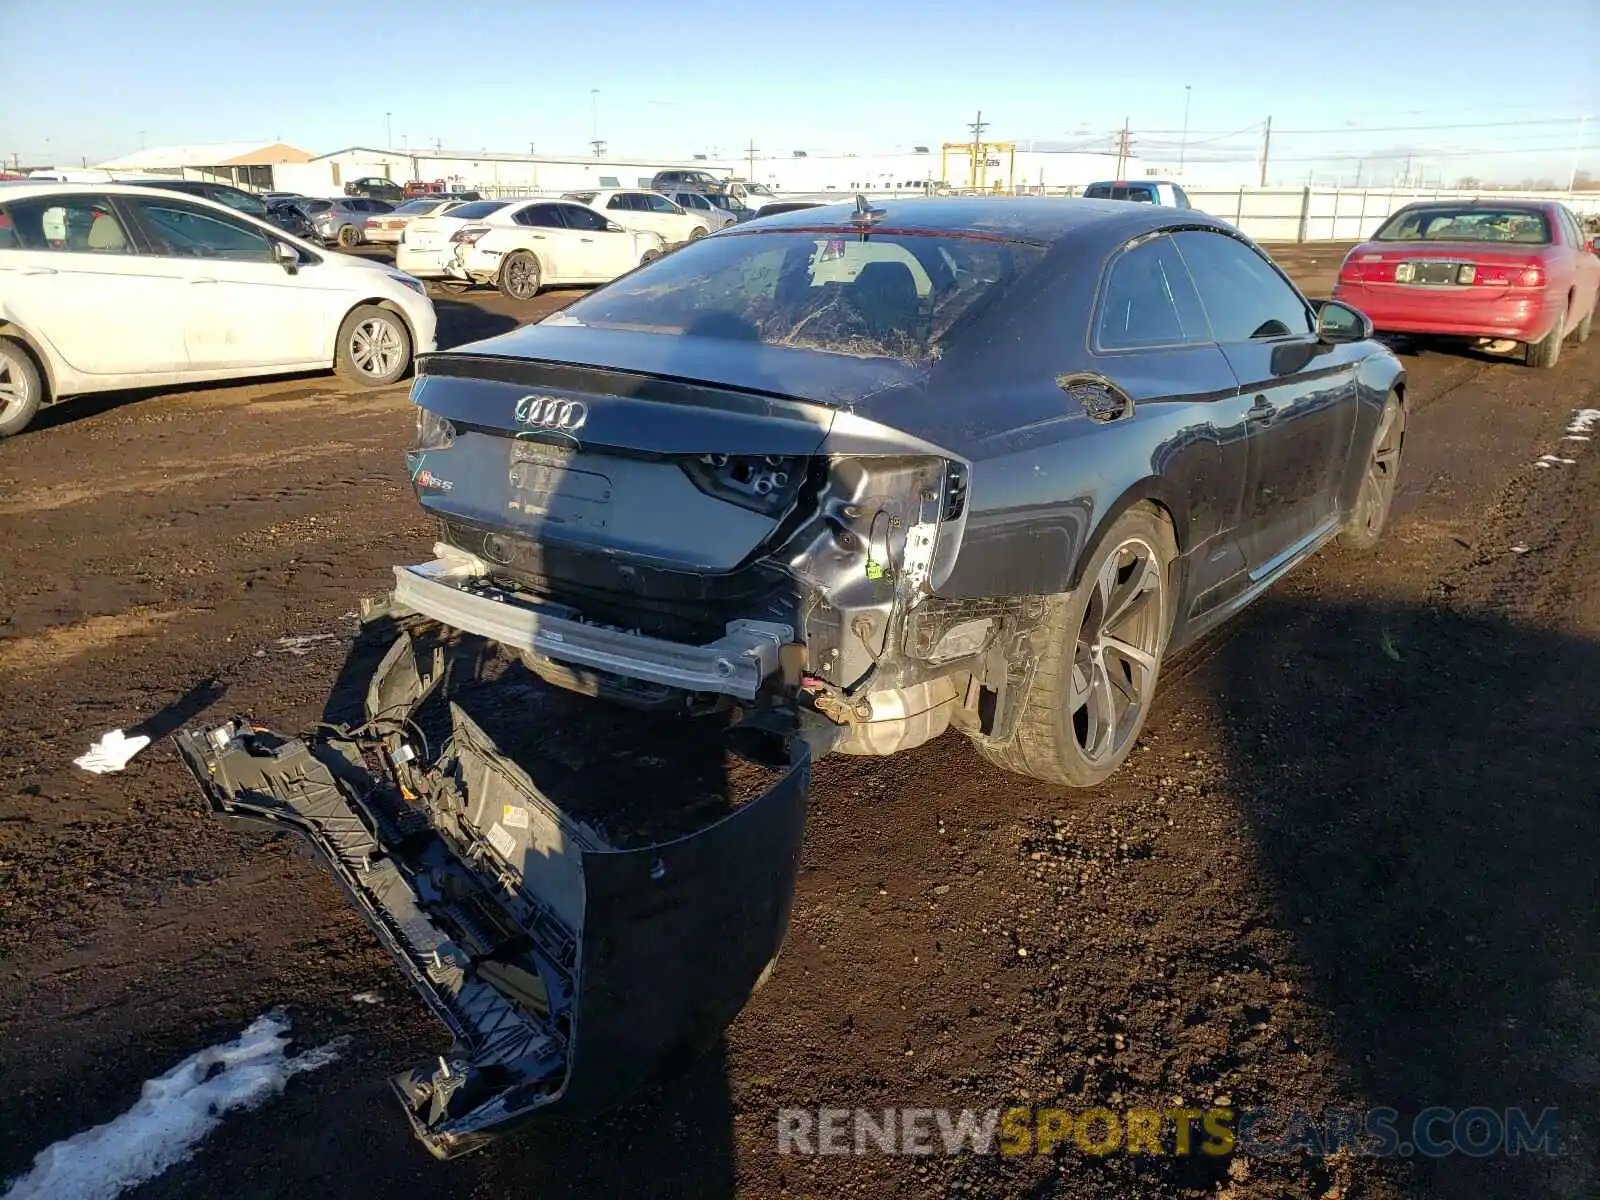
[1259,116,1272,187]
[747,138,757,181]
[1179,85,1192,170]
[590,89,600,146]
[385,111,393,147]
[1570,114,1589,192]
[967,109,987,189]
[1354,159,1364,187]
[1402,152,1412,187]
[1114,117,1131,180]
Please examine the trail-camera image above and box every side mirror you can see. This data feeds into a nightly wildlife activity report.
[273,241,301,275]
[605,221,625,233]
[1316,299,1372,344]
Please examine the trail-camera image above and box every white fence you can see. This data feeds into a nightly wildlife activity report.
[1176,186,1597,243]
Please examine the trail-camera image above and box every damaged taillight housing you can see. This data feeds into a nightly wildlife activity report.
[450,225,491,245]
[413,406,457,451]
[680,452,808,516]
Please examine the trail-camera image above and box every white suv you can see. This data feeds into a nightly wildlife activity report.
[562,189,711,245]
[0,183,437,436]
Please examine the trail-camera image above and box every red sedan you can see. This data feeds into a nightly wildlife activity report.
[1333,201,1600,368]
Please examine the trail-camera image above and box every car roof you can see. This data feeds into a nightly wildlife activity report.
[0,180,262,205]
[739,197,1226,245]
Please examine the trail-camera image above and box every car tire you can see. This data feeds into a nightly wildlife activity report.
[689,226,708,239]
[435,280,472,295]
[1338,390,1406,551]
[333,305,411,388]
[1526,311,1564,369]
[497,251,542,300]
[974,505,1176,788]
[337,224,361,249]
[1574,299,1594,345]
[0,337,44,438]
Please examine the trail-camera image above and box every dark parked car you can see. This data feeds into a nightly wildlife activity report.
[265,197,316,239]
[116,178,310,234]
[181,197,1406,1157]
[649,168,726,194]
[344,176,406,203]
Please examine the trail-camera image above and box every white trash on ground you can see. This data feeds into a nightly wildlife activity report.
[2,1012,342,1200]
[73,730,152,775]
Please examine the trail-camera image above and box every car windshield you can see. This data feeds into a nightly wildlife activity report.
[555,229,1046,364]
[1373,207,1550,244]
[213,190,267,217]
[445,201,509,221]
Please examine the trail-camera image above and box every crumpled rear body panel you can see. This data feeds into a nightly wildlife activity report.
[177,621,810,1158]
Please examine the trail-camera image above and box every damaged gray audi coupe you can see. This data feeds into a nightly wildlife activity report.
[180,197,1404,1156]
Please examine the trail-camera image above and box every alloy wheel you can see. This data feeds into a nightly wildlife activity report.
[1356,399,1404,535]
[350,317,403,379]
[0,352,30,422]
[503,255,538,299]
[1069,537,1165,766]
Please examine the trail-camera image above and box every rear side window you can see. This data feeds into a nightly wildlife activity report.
[1171,185,1192,209]
[605,194,634,211]
[557,231,1046,364]
[0,195,130,253]
[1172,230,1312,342]
[210,188,268,217]
[1097,235,1210,349]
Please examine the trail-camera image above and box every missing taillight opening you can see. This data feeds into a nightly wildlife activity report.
[680,453,806,516]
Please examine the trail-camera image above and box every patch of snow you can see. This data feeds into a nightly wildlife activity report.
[1566,409,1600,436]
[273,633,341,656]
[1535,454,1577,469]
[350,992,383,1005]
[2,1013,342,1200]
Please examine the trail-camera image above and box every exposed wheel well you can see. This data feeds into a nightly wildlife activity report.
[0,323,55,403]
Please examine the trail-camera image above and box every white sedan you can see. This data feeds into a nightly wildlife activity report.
[363,196,472,245]
[394,199,517,278]
[561,189,711,245]
[0,182,437,436]
[441,200,665,300]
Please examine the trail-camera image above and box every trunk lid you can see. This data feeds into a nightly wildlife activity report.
[408,333,924,575]
[1343,240,1554,298]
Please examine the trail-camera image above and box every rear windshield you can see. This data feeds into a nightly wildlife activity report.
[1374,207,1550,244]
[393,198,446,215]
[1085,184,1155,202]
[555,230,1046,363]
[562,191,598,204]
[299,199,332,214]
[445,201,508,221]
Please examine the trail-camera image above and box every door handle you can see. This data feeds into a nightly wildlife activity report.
[20,267,57,276]
[1247,395,1275,425]
[189,277,218,285]
[580,238,594,243]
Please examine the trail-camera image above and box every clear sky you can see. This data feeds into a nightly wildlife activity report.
[1,0,1595,184]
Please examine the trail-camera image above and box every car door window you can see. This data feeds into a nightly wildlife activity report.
[129,197,276,262]
[1096,235,1210,349]
[1556,207,1583,247]
[0,195,131,253]
[559,205,612,232]
[1172,230,1313,341]
[514,204,567,228]
[605,194,632,211]
[643,194,679,214]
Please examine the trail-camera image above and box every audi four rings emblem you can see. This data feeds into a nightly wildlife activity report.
[514,395,588,431]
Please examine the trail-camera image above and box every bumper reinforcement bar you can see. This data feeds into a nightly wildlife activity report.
[391,544,792,701]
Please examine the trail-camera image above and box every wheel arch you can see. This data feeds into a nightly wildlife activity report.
[0,321,57,403]
[1067,484,1183,591]
[494,245,548,286]
[334,299,417,366]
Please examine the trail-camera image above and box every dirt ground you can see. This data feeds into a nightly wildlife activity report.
[2,243,1597,1200]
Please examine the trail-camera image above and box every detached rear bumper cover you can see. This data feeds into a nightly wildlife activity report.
[394,545,793,701]
[176,627,810,1158]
